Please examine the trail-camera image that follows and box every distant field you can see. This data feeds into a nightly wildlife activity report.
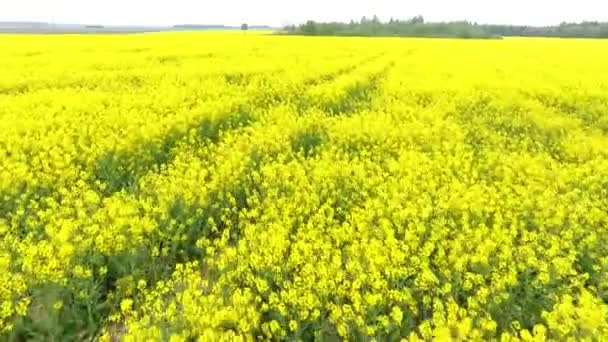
[0,22,275,34]
[1,33,608,340]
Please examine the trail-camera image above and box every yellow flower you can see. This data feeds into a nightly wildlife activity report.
[53,301,63,311]
[391,307,403,323]
[289,320,298,332]
[121,299,134,313]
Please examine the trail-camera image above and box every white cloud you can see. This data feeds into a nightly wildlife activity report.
[0,0,606,26]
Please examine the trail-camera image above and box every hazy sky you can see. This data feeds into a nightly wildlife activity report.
[1,0,607,27]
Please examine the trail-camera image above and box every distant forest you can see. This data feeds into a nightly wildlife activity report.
[284,16,608,38]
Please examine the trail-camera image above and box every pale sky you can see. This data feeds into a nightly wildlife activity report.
[1,0,607,27]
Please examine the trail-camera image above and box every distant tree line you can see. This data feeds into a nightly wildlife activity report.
[283,16,608,39]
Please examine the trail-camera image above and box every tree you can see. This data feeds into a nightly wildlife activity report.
[301,21,318,35]
[241,23,248,34]
[411,15,425,24]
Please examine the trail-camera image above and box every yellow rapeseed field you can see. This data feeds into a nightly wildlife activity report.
[1,32,608,340]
